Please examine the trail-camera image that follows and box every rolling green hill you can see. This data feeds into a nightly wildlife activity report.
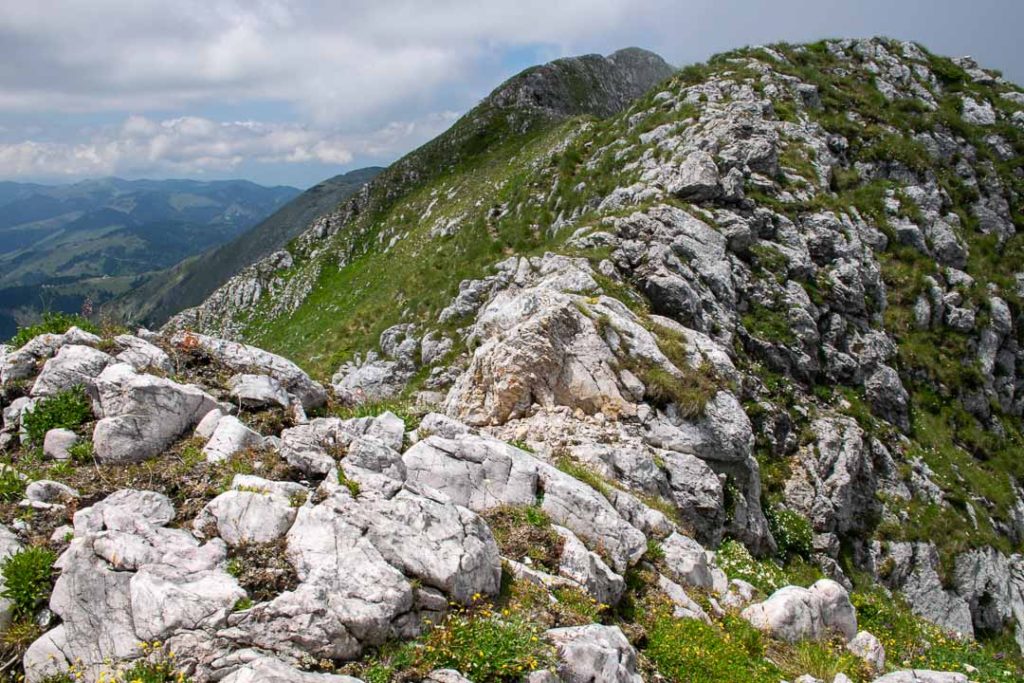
[102,166,382,327]
[0,178,299,337]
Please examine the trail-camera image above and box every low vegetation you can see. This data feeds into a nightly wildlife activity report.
[358,599,555,683]
[1,546,56,618]
[482,505,564,573]
[8,312,98,349]
[21,386,92,447]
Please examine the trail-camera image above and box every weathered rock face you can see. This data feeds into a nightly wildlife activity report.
[847,630,886,674]
[4,35,1024,682]
[546,624,643,683]
[490,47,674,120]
[1,327,102,385]
[952,548,1024,648]
[92,363,219,464]
[112,334,174,374]
[332,324,423,404]
[871,672,968,683]
[445,286,630,425]
[784,417,902,540]
[228,373,291,409]
[278,412,405,476]
[24,474,502,679]
[554,525,625,606]
[403,429,647,573]
[223,484,501,662]
[170,332,327,410]
[861,541,975,637]
[741,579,857,643]
[202,415,264,463]
[30,345,113,398]
[29,490,241,681]
[641,396,772,554]
[220,656,361,683]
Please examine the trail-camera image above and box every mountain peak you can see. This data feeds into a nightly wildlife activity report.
[487,46,675,118]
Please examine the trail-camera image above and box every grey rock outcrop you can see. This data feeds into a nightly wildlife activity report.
[228,374,291,409]
[554,525,626,606]
[170,332,326,410]
[113,335,173,374]
[92,363,219,464]
[871,672,968,683]
[403,430,646,572]
[27,490,241,681]
[202,415,264,463]
[863,541,974,637]
[30,344,113,398]
[741,579,857,643]
[547,624,643,683]
[43,428,79,461]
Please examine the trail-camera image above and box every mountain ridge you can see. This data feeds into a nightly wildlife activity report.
[1,37,1023,683]
[164,35,1024,647]
[102,166,383,327]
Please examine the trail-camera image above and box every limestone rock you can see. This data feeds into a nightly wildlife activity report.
[847,630,885,674]
[403,432,646,572]
[547,624,642,683]
[669,150,721,201]
[43,428,79,461]
[170,332,326,410]
[2,327,101,385]
[194,486,299,546]
[659,451,725,545]
[31,344,113,397]
[92,363,219,464]
[741,579,856,643]
[202,415,263,463]
[554,525,626,606]
[661,532,713,590]
[113,335,173,374]
[220,657,361,682]
[228,374,291,409]
[871,672,967,683]
[865,541,974,637]
[657,574,710,622]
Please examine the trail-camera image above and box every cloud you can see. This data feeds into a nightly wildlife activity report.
[0,0,1019,185]
[0,0,648,123]
[0,112,458,179]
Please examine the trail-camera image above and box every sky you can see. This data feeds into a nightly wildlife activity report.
[0,0,1021,189]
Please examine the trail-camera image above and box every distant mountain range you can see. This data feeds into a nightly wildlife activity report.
[0,177,302,338]
[102,167,383,328]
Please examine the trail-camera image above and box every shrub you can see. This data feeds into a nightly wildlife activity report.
[1,546,56,618]
[337,468,362,497]
[765,505,814,560]
[10,311,98,348]
[42,642,196,683]
[0,467,26,503]
[21,385,93,446]
[116,654,194,683]
[66,439,95,465]
[224,540,299,603]
[551,585,607,621]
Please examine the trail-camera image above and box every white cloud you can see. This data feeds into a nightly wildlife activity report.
[0,112,458,179]
[0,0,650,123]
